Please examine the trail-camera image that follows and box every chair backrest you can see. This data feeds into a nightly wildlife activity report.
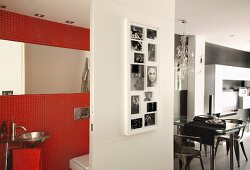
[225,119,247,139]
[174,134,202,153]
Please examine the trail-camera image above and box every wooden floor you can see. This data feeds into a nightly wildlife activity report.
[174,132,250,170]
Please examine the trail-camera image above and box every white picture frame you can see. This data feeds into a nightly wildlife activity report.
[124,19,159,135]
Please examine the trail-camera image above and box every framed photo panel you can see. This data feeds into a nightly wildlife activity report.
[124,19,159,135]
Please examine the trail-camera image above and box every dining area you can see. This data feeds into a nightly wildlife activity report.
[174,115,250,170]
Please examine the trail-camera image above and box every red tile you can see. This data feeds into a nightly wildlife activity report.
[0,93,90,170]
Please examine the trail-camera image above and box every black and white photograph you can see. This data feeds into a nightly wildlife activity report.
[145,113,156,126]
[144,91,153,101]
[131,65,144,91]
[148,44,156,62]
[131,40,142,51]
[147,66,157,87]
[2,90,13,95]
[147,29,157,39]
[147,102,157,112]
[131,118,143,130]
[125,21,159,135]
[131,95,140,114]
[131,25,143,40]
[134,53,144,63]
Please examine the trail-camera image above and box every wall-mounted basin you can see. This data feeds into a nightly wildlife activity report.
[18,131,50,147]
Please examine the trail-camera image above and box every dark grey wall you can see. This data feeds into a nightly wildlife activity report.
[205,43,250,67]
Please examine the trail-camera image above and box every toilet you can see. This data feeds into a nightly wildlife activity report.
[70,154,90,170]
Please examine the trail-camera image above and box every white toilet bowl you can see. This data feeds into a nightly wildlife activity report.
[70,154,90,170]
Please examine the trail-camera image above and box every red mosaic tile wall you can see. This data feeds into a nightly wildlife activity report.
[0,10,90,51]
[0,93,90,170]
[0,10,90,169]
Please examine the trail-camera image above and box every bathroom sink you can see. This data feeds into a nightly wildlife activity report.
[18,131,50,147]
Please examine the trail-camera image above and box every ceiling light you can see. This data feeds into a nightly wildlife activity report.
[175,19,195,90]
[229,35,235,37]
[65,20,74,24]
[0,4,6,8]
[34,14,45,18]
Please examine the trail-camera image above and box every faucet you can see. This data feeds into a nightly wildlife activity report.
[11,122,26,139]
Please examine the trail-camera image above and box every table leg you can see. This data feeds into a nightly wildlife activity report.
[210,145,215,170]
[230,133,234,170]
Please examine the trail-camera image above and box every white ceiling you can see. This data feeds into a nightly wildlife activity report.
[1,0,250,52]
[175,0,250,52]
[0,0,90,28]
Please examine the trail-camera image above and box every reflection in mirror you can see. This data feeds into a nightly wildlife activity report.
[0,39,89,95]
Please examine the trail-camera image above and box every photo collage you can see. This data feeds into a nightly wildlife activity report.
[128,22,158,134]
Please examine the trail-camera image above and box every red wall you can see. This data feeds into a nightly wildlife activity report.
[0,10,90,170]
[0,10,90,51]
[0,94,90,170]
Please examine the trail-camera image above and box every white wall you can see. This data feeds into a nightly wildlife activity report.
[204,65,216,114]
[25,44,88,94]
[205,64,250,114]
[90,0,175,169]
[187,36,205,120]
[0,40,23,95]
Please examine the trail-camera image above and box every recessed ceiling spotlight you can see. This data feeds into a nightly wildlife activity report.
[178,19,187,24]
[34,13,45,18]
[0,4,6,8]
[229,34,235,37]
[65,20,74,24]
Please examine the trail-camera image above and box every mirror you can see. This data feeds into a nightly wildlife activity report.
[0,39,89,95]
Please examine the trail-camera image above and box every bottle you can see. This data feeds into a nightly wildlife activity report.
[0,121,7,138]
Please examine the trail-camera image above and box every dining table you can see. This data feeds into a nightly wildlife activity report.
[174,118,245,170]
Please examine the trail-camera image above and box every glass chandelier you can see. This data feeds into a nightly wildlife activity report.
[175,20,194,80]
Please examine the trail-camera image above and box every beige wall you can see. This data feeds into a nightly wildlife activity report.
[25,44,89,94]
[90,0,175,169]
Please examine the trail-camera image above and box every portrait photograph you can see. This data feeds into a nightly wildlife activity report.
[147,66,157,87]
[145,113,156,126]
[131,95,140,114]
[147,28,157,39]
[131,118,143,130]
[134,53,144,63]
[148,43,156,62]
[131,65,145,91]
[131,25,143,40]
[144,91,153,101]
[147,102,157,112]
[131,40,143,51]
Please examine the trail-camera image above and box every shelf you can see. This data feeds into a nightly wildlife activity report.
[220,112,237,118]
[222,90,238,92]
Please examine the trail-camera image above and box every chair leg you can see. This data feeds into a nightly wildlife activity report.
[234,141,240,167]
[226,141,230,155]
[179,159,183,170]
[185,159,192,170]
[199,155,205,170]
[240,141,248,161]
[204,144,207,157]
[182,157,192,170]
[215,139,220,155]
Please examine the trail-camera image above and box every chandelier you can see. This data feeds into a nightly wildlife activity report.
[175,20,194,80]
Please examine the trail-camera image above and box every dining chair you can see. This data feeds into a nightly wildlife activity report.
[174,134,204,170]
[214,119,248,167]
